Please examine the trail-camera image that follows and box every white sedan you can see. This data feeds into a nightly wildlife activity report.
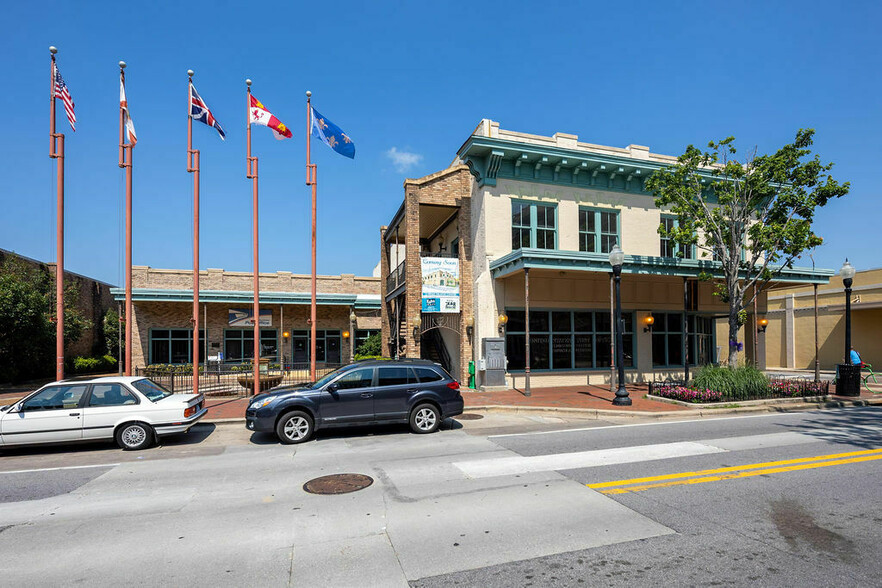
[0,376,207,451]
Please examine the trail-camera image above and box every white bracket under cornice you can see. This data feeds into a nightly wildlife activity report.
[514,153,528,176]
[534,156,548,179]
[553,159,568,181]
[572,161,587,183]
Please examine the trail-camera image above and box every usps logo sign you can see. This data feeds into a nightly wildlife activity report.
[421,257,460,313]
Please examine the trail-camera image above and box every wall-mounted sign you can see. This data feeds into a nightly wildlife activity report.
[421,257,460,313]
[228,308,272,327]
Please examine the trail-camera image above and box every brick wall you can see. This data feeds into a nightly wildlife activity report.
[380,165,475,383]
[133,267,379,295]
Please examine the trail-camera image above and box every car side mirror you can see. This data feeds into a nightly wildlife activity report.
[327,383,339,393]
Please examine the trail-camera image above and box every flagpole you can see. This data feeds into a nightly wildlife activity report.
[119,61,133,376]
[187,70,200,396]
[306,91,317,382]
[246,79,260,395]
[49,46,65,381]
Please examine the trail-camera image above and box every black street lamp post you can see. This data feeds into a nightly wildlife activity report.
[609,244,631,406]
[837,259,859,396]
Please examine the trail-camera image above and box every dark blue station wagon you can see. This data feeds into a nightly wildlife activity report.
[245,359,465,444]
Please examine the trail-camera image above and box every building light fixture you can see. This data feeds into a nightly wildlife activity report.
[643,315,655,332]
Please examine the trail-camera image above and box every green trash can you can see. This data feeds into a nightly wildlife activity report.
[468,360,476,389]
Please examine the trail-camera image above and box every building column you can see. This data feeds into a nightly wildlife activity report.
[785,293,796,368]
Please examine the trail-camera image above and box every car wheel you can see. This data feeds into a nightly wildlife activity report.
[276,411,314,444]
[116,422,154,451]
[410,403,441,434]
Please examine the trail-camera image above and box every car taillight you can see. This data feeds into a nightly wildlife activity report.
[184,406,196,418]
[447,381,460,391]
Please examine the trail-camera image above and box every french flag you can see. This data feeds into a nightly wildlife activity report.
[189,82,225,140]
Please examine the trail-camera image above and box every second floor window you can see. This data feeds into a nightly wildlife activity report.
[579,208,619,254]
[512,201,556,250]
[660,216,694,259]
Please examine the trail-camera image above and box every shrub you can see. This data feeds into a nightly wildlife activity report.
[690,365,768,401]
[355,332,381,357]
[652,384,723,403]
[354,354,387,361]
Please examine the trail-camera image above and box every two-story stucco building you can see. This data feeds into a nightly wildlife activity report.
[381,120,832,388]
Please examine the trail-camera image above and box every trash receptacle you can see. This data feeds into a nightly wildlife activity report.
[467,361,475,389]
[837,363,861,397]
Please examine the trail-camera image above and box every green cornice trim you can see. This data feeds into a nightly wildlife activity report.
[488,249,834,284]
[458,135,716,195]
[110,288,381,309]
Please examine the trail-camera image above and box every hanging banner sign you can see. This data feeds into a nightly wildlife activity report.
[228,308,272,327]
[421,257,460,313]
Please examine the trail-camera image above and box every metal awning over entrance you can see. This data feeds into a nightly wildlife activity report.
[489,249,834,285]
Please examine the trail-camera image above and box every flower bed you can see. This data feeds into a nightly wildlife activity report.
[650,375,829,404]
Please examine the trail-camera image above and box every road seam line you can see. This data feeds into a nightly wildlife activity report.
[0,463,120,475]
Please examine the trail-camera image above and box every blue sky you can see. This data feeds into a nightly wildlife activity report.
[1,0,879,286]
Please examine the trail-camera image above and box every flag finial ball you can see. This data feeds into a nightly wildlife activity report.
[49,46,57,54]
[119,61,126,69]
[245,79,252,86]
[306,91,312,98]
[187,69,194,77]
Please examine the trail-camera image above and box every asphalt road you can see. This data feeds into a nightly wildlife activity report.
[0,408,880,586]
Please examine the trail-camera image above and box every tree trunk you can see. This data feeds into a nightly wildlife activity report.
[727,307,741,367]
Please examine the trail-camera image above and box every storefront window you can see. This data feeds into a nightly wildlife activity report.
[223,329,279,363]
[651,313,714,367]
[149,329,204,365]
[289,330,342,364]
[505,309,633,371]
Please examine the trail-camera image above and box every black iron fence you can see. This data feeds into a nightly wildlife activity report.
[135,363,344,397]
[386,260,406,293]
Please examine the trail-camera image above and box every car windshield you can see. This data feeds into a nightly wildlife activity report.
[131,378,173,402]
[309,366,350,389]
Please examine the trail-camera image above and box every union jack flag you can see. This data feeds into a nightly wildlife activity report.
[53,63,76,132]
[189,82,225,140]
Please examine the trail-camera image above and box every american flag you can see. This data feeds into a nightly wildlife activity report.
[189,82,225,140]
[53,63,76,132]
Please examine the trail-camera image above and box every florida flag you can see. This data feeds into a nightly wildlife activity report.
[248,94,291,139]
[120,74,137,145]
[190,82,225,140]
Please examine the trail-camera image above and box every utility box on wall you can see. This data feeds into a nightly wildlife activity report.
[482,337,507,387]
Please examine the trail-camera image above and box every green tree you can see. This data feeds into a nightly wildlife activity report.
[355,332,382,358]
[0,259,52,382]
[646,129,849,367]
[103,307,121,360]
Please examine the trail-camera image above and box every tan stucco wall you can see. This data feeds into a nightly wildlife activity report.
[765,268,882,370]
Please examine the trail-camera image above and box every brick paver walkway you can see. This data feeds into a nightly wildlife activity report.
[1,383,879,422]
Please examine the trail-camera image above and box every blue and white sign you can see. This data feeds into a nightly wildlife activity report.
[228,308,272,327]
[421,257,460,313]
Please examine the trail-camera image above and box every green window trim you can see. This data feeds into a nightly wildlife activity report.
[578,207,620,254]
[511,200,558,250]
[650,312,715,368]
[148,328,205,365]
[660,215,696,260]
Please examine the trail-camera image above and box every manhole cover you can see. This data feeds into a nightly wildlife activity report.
[457,413,484,420]
[303,474,373,495]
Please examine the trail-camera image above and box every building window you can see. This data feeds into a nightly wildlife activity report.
[505,309,633,371]
[660,215,695,259]
[579,208,619,254]
[289,330,342,364]
[355,329,380,353]
[651,313,714,367]
[224,329,279,363]
[512,201,557,250]
[149,329,204,364]
[451,238,460,257]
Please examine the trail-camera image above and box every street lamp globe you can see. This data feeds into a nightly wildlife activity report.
[608,244,625,268]
[840,259,855,282]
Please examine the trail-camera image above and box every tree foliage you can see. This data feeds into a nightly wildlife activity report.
[0,258,93,383]
[645,129,849,367]
[103,307,121,360]
[355,332,382,359]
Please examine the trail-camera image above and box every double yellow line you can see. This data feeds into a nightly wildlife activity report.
[588,447,882,495]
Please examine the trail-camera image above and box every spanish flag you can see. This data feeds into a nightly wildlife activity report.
[248,94,291,139]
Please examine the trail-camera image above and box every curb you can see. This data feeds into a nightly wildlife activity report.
[202,396,882,425]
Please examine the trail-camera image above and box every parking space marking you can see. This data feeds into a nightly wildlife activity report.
[0,463,119,475]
